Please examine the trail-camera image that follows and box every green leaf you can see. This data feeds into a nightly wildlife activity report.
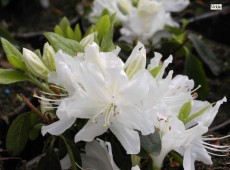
[140,131,161,156]
[59,17,70,32]
[54,25,64,36]
[178,101,191,122]
[6,112,31,155]
[66,26,75,39]
[1,38,26,70]
[44,32,84,56]
[149,66,162,78]
[0,69,29,84]
[185,53,208,99]
[94,15,111,41]
[74,24,82,41]
[101,28,115,52]
[184,104,211,124]
[36,147,61,170]
[188,34,221,76]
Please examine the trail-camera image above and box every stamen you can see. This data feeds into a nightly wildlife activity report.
[191,85,201,93]
[203,135,230,141]
[40,91,68,97]
[207,152,229,157]
[33,93,63,102]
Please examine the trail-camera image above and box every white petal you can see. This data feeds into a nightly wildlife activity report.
[41,118,76,136]
[110,122,140,154]
[132,165,140,170]
[81,140,116,170]
[74,117,108,142]
[119,70,151,104]
[117,105,155,135]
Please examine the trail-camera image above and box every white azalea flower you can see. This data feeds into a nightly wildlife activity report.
[90,0,130,23]
[150,97,228,170]
[81,139,120,170]
[42,42,154,154]
[157,0,190,12]
[90,0,190,43]
[60,139,142,170]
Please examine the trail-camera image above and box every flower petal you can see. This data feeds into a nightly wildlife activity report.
[74,117,108,143]
[41,118,76,136]
[110,121,140,154]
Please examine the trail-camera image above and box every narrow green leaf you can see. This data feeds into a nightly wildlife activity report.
[178,101,191,122]
[1,38,26,70]
[6,112,31,155]
[140,131,161,156]
[185,53,208,99]
[54,25,64,36]
[66,26,75,39]
[0,69,29,84]
[149,66,162,78]
[59,17,70,37]
[95,15,111,41]
[44,32,84,56]
[184,104,211,124]
[74,24,82,41]
[101,28,115,52]
[188,34,221,75]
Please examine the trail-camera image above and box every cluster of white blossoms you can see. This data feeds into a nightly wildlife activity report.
[90,0,190,43]
[40,42,228,170]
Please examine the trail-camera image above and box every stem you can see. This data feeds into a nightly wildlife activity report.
[60,136,82,170]
[28,74,53,93]
[19,94,50,123]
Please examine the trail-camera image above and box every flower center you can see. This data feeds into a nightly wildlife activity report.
[92,103,118,128]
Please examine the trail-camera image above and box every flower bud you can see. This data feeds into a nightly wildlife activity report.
[42,42,56,71]
[124,41,146,78]
[23,48,50,79]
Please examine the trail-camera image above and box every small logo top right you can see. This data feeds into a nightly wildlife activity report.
[210,4,222,10]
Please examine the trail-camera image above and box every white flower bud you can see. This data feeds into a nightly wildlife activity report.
[42,42,56,71]
[23,48,50,79]
[124,41,146,78]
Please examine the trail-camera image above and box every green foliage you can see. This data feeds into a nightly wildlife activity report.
[36,147,62,170]
[178,101,192,123]
[44,32,84,56]
[0,69,29,84]
[6,112,41,155]
[6,113,31,155]
[188,34,221,76]
[140,131,161,156]
[54,17,82,41]
[1,38,26,71]
[185,53,208,99]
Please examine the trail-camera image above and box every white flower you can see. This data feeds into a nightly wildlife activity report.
[150,97,228,170]
[157,0,190,12]
[60,139,142,170]
[120,0,172,43]
[90,0,130,23]
[42,42,155,154]
[81,139,120,170]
